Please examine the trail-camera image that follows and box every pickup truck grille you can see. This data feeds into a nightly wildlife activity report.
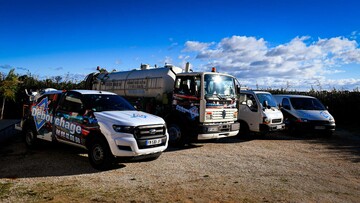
[211,110,234,120]
[134,124,167,149]
[134,124,165,139]
[272,119,282,124]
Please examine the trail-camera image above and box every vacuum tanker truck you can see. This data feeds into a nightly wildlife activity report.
[85,63,240,146]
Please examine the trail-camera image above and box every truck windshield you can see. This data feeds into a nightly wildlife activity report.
[204,74,236,98]
[290,98,326,110]
[256,93,277,108]
[83,94,136,112]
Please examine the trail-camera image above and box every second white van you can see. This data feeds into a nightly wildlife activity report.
[273,94,336,135]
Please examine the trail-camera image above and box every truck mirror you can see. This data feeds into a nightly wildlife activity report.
[236,85,241,94]
[263,100,269,109]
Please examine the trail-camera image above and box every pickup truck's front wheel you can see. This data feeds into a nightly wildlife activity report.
[88,137,113,170]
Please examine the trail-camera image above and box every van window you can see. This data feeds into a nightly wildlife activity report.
[282,98,291,110]
[290,98,326,110]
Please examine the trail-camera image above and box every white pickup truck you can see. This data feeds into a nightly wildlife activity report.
[17,89,168,170]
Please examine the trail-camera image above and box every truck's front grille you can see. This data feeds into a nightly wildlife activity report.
[272,119,282,124]
[211,110,234,120]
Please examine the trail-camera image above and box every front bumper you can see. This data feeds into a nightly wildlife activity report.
[197,122,240,140]
[260,123,285,132]
[108,133,168,157]
[290,121,336,132]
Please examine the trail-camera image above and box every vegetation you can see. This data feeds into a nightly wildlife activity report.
[0,69,19,119]
[0,70,85,119]
[0,69,359,127]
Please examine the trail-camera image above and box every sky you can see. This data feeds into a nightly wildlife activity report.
[1,0,360,91]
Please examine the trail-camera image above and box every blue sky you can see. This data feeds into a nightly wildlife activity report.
[1,0,360,90]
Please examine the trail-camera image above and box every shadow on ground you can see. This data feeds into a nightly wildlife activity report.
[0,134,126,179]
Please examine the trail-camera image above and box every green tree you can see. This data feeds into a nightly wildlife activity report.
[0,69,19,119]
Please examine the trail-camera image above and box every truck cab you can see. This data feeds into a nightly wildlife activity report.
[19,89,168,170]
[170,71,240,144]
[238,90,285,134]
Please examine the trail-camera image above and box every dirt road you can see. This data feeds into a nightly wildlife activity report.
[0,129,359,202]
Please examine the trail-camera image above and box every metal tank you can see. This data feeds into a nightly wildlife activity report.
[93,64,183,101]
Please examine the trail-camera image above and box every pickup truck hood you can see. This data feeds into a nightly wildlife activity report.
[295,110,334,121]
[94,110,165,126]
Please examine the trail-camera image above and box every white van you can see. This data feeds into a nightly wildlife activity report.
[273,94,336,135]
[238,90,285,134]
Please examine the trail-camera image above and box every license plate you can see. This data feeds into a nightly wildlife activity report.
[276,125,283,129]
[146,139,162,146]
[315,126,326,130]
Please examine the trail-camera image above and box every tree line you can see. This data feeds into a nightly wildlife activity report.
[1,69,359,127]
[0,69,85,119]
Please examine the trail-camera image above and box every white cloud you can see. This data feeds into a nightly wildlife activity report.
[183,41,214,52]
[183,35,360,90]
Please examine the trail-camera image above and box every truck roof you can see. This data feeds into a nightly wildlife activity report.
[70,90,117,95]
[240,90,272,94]
[177,71,235,77]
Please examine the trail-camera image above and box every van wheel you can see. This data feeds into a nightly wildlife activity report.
[88,137,113,170]
[168,123,185,147]
[24,128,37,148]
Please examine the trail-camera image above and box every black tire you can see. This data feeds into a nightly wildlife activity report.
[168,123,186,147]
[88,137,114,170]
[238,121,250,137]
[24,128,38,148]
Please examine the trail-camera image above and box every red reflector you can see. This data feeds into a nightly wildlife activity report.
[82,129,90,136]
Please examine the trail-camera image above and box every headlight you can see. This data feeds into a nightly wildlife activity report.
[206,112,213,120]
[113,125,134,133]
[263,117,271,124]
[296,118,308,123]
[206,126,219,132]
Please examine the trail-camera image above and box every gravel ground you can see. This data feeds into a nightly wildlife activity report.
[0,129,359,203]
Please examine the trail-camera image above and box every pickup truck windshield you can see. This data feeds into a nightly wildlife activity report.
[290,98,326,110]
[83,94,136,112]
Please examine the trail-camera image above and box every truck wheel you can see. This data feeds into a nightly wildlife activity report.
[88,137,113,170]
[238,121,249,137]
[168,124,185,147]
[24,128,37,148]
